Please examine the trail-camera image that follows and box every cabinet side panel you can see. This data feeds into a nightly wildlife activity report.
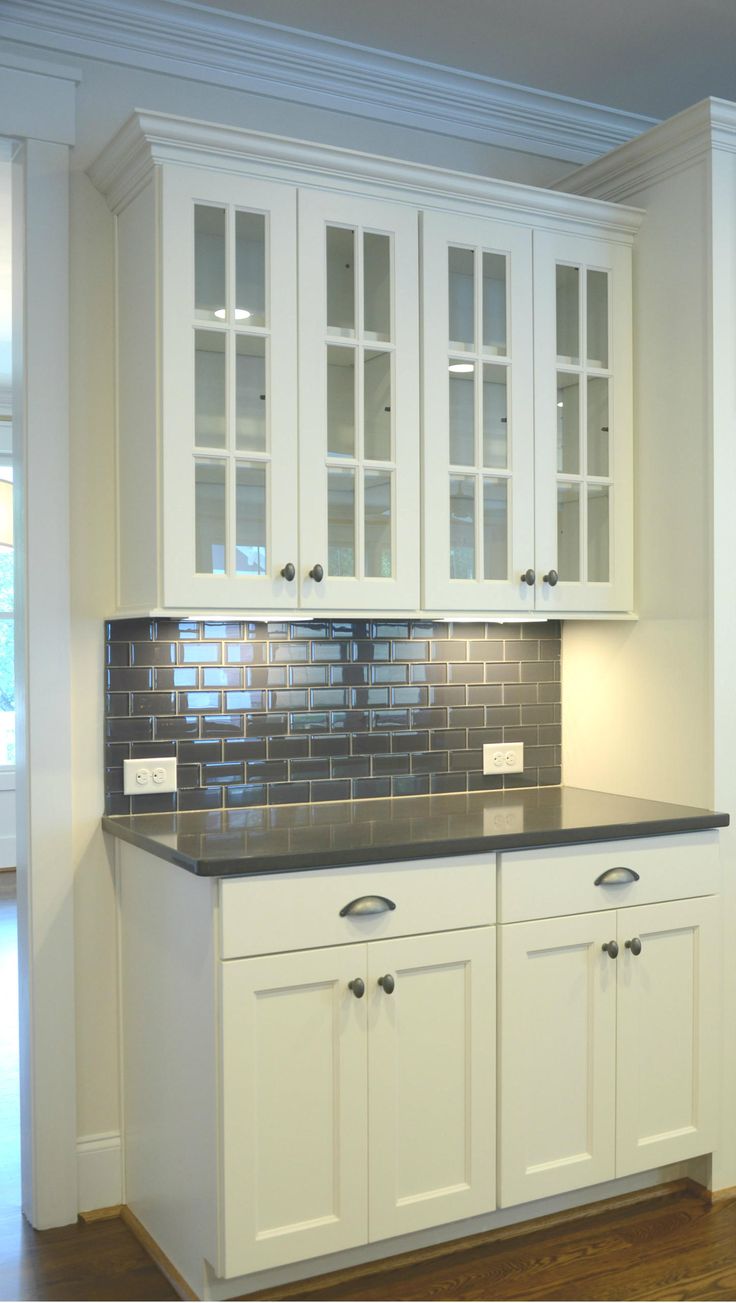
[116,181,159,611]
[119,844,218,1295]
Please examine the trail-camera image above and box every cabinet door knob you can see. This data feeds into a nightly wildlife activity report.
[543,569,559,587]
[378,974,395,995]
[309,563,324,582]
[625,937,642,956]
[348,978,365,999]
[520,568,535,586]
[280,562,296,582]
[602,940,619,959]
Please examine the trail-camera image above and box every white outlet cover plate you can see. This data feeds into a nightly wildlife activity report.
[123,756,177,795]
[482,742,524,775]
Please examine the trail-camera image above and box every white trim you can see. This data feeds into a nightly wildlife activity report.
[0,50,79,146]
[558,97,736,203]
[88,110,644,240]
[76,1132,123,1212]
[0,0,656,164]
[0,768,16,791]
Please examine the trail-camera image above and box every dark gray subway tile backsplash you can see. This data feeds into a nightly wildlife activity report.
[104,619,561,815]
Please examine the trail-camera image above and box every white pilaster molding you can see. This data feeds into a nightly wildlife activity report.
[0,0,656,164]
[77,1132,123,1211]
[13,136,78,1228]
[0,50,80,146]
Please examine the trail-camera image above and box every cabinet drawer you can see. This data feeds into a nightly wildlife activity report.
[498,833,720,923]
[219,854,495,959]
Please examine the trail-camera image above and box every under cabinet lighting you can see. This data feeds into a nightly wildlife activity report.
[213,308,252,321]
[448,362,474,373]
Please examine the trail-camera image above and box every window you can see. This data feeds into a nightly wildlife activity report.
[0,451,14,766]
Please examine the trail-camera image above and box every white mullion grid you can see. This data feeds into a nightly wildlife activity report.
[473,246,484,583]
[225,203,236,578]
[355,226,365,580]
[580,264,589,582]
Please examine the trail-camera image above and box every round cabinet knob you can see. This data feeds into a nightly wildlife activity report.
[543,569,559,587]
[378,974,395,995]
[625,937,643,956]
[602,940,619,959]
[520,568,535,586]
[348,978,365,999]
[280,562,296,582]
[309,563,324,583]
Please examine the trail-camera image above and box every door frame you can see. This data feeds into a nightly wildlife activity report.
[4,48,80,1228]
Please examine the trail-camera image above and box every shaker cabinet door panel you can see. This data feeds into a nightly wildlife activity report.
[533,230,633,613]
[367,927,495,1240]
[161,165,300,609]
[220,946,368,1277]
[499,911,617,1207]
[615,895,719,1175]
[422,211,535,612]
[298,190,420,610]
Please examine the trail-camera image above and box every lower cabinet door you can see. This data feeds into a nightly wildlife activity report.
[615,895,719,1176]
[367,927,495,1240]
[499,911,617,1207]
[219,946,368,1277]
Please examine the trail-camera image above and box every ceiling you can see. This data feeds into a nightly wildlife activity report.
[190,0,736,121]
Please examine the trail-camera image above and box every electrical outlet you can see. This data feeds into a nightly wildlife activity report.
[482,742,524,775]
[123,757,177,796]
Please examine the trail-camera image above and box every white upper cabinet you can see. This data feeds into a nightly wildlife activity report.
[298,191,420,610]
[423,213,535,612]
[91,111,639,617]
[162,166,300,610]
[534,231,633,613]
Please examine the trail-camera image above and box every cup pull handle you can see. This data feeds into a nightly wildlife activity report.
[594,866,640,886]
[340,895,397,918]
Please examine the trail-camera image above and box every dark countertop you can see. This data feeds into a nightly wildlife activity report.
[101,786,729,877]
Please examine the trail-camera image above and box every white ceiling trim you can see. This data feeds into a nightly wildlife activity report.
[0,0,658,164]
[556,97,736,202]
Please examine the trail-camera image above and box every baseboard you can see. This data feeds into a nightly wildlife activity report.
[121,1206,198,1301]
[79,1204,123,1223]
[687,1177,736,1205]
[77,1132,123,1213]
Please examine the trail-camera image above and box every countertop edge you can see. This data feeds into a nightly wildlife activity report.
[101,810,729,877]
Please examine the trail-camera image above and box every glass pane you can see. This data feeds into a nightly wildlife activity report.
[195,331,226,449]
[327,346,355,458]
[364,233,390,342]
[587,377,609,477]
[328,468,355,576]
[195,459,226,574]
[365,469,392,577]
[236,335,266,453]
[556,372,580,474]
[326,226,355,337]
[195,205,226,322]
[450,476,475,579]
[556,264,580,364]
[236,463,267,575]
[482,252,507,355]
[449,366,475,466]
[588,485,610,582]
[448,247,475,351]
[587,269,609,368]
[364,351,391,461]
[235,211,266,328]
[557,483,580,582]
[483,364,508,468]
[0,616,14,766]
[483,478,508,581]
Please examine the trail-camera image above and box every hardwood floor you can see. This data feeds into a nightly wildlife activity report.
[2,889,736,1301]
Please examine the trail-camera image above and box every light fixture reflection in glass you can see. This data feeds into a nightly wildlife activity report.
[213,308,252,321]
[448,362,475,373]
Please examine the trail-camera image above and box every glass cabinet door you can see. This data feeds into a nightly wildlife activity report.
[534,231,633,613]
[161,167,299,608]
[298,191,420,610]
[423,212,535,611]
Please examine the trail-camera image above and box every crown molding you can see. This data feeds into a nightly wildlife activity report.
[557,97,736,202]
[89,109,644,240]
[0,0,657,165]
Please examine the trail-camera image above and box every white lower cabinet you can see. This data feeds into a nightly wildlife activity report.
[220,926,495,1276]
[499,894,719,1207]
